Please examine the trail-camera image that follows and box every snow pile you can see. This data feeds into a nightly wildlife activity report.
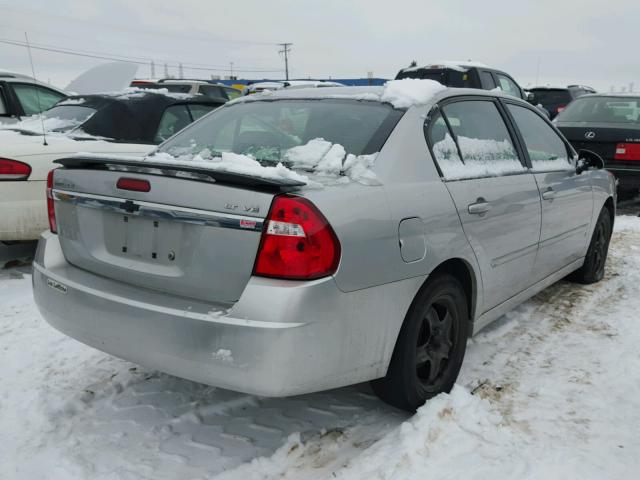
[380,79,446,108]
[0,115,86,134]
[58,98,87,106]
[2,216,640,478]
[101,87,194,100]
[433,133,525,180]
[148,150,310,184]
[150,138,381,187]
[329,79,446,109]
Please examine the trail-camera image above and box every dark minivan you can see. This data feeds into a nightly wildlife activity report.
[530,85,596,119]
[396,62,529,101]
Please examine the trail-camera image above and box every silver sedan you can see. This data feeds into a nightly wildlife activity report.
[33,85,615,411]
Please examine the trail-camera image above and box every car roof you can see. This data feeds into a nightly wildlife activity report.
[233,85,527,109]
[0,70,68,94]
[530,85,595,91]
[398,61,491,74]
[575,93,640,99]
[54,91,225,143]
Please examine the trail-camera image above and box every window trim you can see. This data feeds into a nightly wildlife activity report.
[499,97,577,173]
[425,95,531,182]
[0,85,8,116]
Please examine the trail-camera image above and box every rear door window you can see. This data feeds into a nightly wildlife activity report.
[481,71,497,89]
[12,84,65,115]
[427,100,525,180]
[495,74,522,99]
[187,103,216,121]
[200,85,226,99]
[155,104,192,143]
[507,104,571,172]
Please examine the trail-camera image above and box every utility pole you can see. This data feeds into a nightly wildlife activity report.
[150,60,155,79]
[278,43,293,80]
[230,61,234,80]
[179,63,184,79]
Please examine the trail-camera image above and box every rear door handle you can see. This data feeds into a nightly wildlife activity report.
[542,188,555,201]
[468,201,492,215]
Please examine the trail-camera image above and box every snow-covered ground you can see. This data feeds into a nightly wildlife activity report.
[1,216,640,479]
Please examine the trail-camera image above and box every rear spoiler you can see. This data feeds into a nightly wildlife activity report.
[54,156,307,191]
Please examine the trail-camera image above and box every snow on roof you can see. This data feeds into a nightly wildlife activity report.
[95,87,195,100]
[242,80,447,109]
[401,60,490,73]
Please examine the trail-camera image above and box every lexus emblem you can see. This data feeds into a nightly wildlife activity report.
[585,131,596,139]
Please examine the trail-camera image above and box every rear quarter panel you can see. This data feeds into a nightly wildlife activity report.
[303,106,482,315]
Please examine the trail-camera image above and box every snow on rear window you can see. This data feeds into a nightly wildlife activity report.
[146,139,381,187]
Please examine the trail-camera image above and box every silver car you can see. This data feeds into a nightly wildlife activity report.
[33,86,615,411]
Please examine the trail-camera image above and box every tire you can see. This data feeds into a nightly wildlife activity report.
[572,207,612,284]
[372,274,469,412]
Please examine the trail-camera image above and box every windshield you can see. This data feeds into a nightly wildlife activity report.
[1,105,96,135]
[158,99,403,166]
[556,96,640,124]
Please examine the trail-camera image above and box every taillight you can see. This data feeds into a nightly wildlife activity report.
[0,158,31,180]
[116,177,151,192]
[47,169,57,233]
[253,195,341,280]
[614,143,640,161]
[556,105,566,114]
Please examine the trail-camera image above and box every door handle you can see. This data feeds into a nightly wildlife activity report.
[468,201,492,215]
[542,188,555,201]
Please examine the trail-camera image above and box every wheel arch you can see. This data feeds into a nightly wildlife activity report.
[603,196,615,227]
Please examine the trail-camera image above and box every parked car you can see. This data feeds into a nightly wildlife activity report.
[395,61,530,100]
[0,71,68,124]
[33,84,614,411]
[529,85,597,119]
[130,78,242,100]
[554,93,640,199]
[244,80,344,94]
[0,90,225,241]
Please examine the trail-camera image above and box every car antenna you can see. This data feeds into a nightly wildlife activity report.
[24,32,48,146]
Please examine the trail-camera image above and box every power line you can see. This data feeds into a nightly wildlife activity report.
[278,43,293,81]
[0,38,284,74]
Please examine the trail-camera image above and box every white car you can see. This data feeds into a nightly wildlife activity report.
[0,71,68,125]
[0,90,225,241]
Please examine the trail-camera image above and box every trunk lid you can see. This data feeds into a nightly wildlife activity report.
[51,157,304,305]
[556,121,640,162]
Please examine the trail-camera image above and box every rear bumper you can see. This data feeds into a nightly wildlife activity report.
[607,166,640,191]
[33,232,424,396]
[0,180,47,241]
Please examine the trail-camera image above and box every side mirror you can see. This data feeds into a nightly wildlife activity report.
[526,92,535,103]
[576,149,605,174]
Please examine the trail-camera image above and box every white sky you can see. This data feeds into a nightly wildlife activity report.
[1,0,639,92]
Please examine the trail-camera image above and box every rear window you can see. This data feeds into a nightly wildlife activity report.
[531,89,572,105]
[40,105,97,132]
[396,69,472,88]
[138,84,192,94]
[556,96,640,124]
[158,99,403,165]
